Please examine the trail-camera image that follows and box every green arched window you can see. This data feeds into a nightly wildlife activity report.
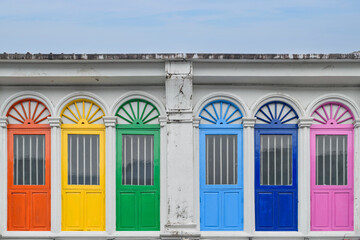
[115,99,160,231]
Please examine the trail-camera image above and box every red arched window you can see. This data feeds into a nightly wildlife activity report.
[7,98,51,231]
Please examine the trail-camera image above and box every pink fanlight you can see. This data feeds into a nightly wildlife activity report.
[311,102,354,127]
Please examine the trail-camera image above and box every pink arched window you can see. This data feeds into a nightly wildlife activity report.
[310,102,354,231]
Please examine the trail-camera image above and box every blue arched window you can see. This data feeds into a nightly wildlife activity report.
[199,100,243,231]
[254,101,298,231]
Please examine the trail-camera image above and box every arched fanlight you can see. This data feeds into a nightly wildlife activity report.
[60,99,105,124]
[311,102,354,125]
[116,99,160,125]
[7,98,51,125]
[199,100,243,125]
[255,101,298,125]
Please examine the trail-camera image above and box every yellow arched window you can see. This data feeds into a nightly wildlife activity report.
[60,99,105,231]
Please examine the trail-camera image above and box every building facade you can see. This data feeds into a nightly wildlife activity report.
[0,53,360,239]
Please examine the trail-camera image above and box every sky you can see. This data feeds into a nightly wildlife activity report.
[0,0,359,54]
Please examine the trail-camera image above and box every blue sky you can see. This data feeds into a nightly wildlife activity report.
[0,0,359,53]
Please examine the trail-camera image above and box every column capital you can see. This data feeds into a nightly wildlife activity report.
[102,116,117,127]
[297,117,313,128]
[242,117,256,127]
[353,119,360,128]
[47,117,62,128]
[192,117,201,128]
[159,116,167,127]
[0,117,8,128]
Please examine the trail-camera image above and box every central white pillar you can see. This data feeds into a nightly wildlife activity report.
[103,116,117,235]
[297,117,312,235]
[242,117,256,234]
[48,117,62,234]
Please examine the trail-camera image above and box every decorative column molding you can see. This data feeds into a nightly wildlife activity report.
[47,117,62,233]
[297,117,313,128]
[353,119,360,128]
[297,117,313,235]
[242,117,256,128]
[0,117,8,233]
[48,117,62,128]
[103,116,117,127]
[192,117,201,128]
[103,116,117,234]
[353,119,360,234]
[242,117,256,234]
[0,117,8,127]
[159,116,167,128]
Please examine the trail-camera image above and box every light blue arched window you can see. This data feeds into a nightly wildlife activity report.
[199,100,243,231]
[254,101,298,231]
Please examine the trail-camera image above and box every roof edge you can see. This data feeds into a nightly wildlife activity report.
[1,52,360,61]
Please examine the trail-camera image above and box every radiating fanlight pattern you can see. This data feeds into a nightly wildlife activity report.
[312,102,354,125]
[255,101,298,125]
[7,99,51,124]
[60,99,105,124]
[199,100,243,125]
[116,99,160,125]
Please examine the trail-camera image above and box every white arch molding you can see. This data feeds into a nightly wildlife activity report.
[193,92,250,118]
[306,93,360,119]
[110,91,166,117]
[55,91,110,117]
[250,92,305,118]
[0,91,55,117]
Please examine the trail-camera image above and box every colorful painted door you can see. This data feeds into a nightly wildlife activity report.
[199,100,243,231]
[7,99,51,231]
[310,102,354,231]
[61,99,106,231]
[254,101,298,231]
[115,99,160,231]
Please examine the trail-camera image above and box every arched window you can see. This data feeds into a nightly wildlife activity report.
[254,101,298,231]
[60,99,105,231]
[115,99,160,231]
[310,102,354,231]
[7,98,51,231]
[199,100,243,230]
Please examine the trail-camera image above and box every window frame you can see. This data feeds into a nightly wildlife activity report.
[254,128,298,191]
[61,126,105,191]
[8,127,51,191]
[199,126,243,190]
[310,128,354,191]
[116,125,160,191]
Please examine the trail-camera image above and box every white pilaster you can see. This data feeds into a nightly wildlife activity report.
[48,117,62,234]
[297,117,313,235]
[159,116,167,232]
[103,116,117,234]
[0,117,8,234]
[354,119,360,234]
[192,117,201,232]
[242,117,256,234]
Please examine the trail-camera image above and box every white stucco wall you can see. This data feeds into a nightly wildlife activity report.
[0,56,360,239]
